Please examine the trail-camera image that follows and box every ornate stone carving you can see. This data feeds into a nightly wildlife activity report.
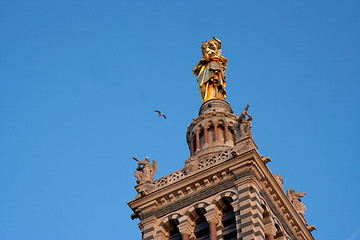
[184,156,199,174]
[133,156,158,198]
[148,137,257,193]
[307,225,316,232]
[198,149,231,169]
[261,155,271,164]
[154,169,187,188]
[238,105,253,138]
[193,37,228,102]
[287,188,307,217]
[133,156,158,184]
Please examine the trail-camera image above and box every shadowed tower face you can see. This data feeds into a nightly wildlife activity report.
[127,38,316,240]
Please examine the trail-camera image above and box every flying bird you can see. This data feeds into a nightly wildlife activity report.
[155,110,166,119]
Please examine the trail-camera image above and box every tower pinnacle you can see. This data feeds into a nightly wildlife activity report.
[128,39,316,240]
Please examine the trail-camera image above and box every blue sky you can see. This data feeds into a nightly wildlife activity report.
[1,1,359,239]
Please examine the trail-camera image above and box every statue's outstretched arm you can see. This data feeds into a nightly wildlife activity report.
[213,36,221,49]
[133,157,145,165]
[246,113,253,120]
[296,192,306,198]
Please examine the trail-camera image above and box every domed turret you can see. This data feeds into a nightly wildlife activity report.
[186,99,242,159]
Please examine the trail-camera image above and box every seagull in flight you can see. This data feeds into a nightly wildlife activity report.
[155,110,166,119]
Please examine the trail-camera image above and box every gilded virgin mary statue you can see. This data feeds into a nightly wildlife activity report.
[193,37,228,102]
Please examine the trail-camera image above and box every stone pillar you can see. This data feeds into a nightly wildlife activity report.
[154,227,168,240]
[266,234,275,240]
[196,127,201,151]
[224,123,230,145]
[178,217,193,240]
[203,124,209,147]
[139,216,157,240]
[224,123,234,146]
[209,222,217,240]
[214,122,219,144]
[236,183,265,240]
[190,138,195,156]
[181,234,189,240]
[264,214,277,240]
[233,126,238,142]
[205,206,222,240]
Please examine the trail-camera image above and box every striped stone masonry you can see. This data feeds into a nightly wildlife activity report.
[237,183,265,240]
[128,100,315,240]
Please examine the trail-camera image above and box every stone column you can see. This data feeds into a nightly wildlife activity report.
[139,216,157,240]
[181,233,189,240]
[190,137,195,156]
[203,124,209,147]
[264,214,277,240]
[213,122,219,144]
[224,123,230,145]
[209,222,217,240]
[205,207,221,240]
[224,122,233,145]
[196,127,201,152]
[178,217,193,240]
[236,183,265,240]
[154,228,168,240]
[266,234,275,240]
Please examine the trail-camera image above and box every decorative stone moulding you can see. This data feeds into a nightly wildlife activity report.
[152,136,257,192]
[198,99,233,115]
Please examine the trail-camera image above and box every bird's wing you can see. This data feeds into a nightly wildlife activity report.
[163,115,166,119]
[155,110,161,114]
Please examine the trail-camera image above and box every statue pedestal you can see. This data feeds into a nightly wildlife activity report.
[199,99,233,115]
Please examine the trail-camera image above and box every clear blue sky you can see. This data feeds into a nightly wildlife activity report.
[1,1,359,239]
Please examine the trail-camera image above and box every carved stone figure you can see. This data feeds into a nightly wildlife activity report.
[133,157,158,184]
[239,105,253,138]
[307,225,316,232]
[261,155,271,164]
[184,156,199,174]
[193,37,228,102]
[287,188,307,217]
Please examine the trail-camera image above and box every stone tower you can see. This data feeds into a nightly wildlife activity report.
[128,38,316,240]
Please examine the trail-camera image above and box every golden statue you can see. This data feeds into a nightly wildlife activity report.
[193,37,228,102]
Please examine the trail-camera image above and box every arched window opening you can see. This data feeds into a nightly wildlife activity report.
[193,208,210,240]
[159,218,181,240]
[220,197,236,240]
[168,219,181,240]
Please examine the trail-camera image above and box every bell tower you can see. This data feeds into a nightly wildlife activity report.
[127,38,316,240]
